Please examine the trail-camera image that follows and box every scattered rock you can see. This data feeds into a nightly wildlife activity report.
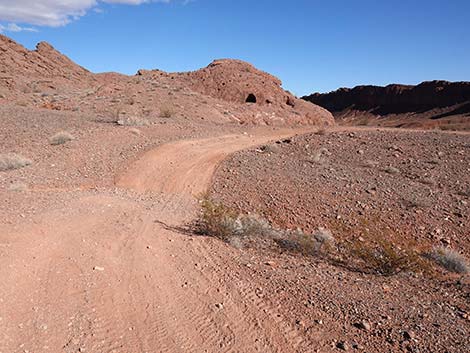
[336,341,349,351]
[354,321,371,331]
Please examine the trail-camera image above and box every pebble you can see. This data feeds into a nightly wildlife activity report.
[93,266,104,271]
[336,341,349,350]
[403,330,415,340]
[354,321,371,331]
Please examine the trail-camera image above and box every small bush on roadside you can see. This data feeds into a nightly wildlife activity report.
[348,237,430,276]
[426,247,469,274]
[283,227,335,255]
[117,117,149,126]
[198,195,240,241]
[198,195,278,243]
[50,131,74,145]
[0,154,32,172]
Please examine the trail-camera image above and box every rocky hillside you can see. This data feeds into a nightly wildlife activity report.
[0,35,333,126]
[0,35,95,94]
[303,81,470,130]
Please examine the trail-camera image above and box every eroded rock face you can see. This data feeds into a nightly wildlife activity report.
[0,35,92,82]
[303,81,470,117]
[0,35,333,126]
[177,59,287,105]
[171,59,334,125]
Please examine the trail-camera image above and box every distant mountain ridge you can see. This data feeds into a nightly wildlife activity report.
[302,81,470,130]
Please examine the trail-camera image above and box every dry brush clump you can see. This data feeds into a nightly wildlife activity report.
[315,126,329,135]
[159,106,175,119]
[198,195,335,255]
[8,182,28,192]
[384,166,400,175]
[426,247,469,274]
[328,217,434,276]
[116,116,149,127]
[310,147,330,164]
[0,154,32,172]
[277,227,336,256]
[49,131,75,145]
[198,195,278,243]
[346,237,430,276]
[199,198,469,277]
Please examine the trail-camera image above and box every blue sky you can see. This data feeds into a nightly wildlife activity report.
[1,0,469,95]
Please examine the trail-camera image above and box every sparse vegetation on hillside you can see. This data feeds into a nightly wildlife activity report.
[198,196,444,277]
[0,154,32,172]
[50,131,75,145]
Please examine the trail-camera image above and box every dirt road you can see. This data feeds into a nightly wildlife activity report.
[0,129,311,353]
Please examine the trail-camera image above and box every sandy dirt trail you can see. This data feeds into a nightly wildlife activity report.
[0,129,312,353]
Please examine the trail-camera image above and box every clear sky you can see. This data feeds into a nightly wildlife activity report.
[1,0,469,95]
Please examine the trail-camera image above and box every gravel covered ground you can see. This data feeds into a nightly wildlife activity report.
[212,128,470,254]
[211,127,470,352]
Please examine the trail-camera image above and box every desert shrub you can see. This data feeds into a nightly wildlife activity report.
[159,106,175,118]
[311,147,329,164]
[315,127,328,135]
[9,182,28,191]
[0,154,32,171]
[384,166,400,175]
[427,247,469,274]
[363,160,379,168]
[260,144,280,154]
[348,238,429,276]
[117,117,149,126]
[198,196,240,241]
[284,227,335,255]
[198,195,279,242]
[49,131,74,145]
[198,196,339,258]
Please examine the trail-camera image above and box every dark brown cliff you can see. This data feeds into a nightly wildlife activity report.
[302,81,470,130]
